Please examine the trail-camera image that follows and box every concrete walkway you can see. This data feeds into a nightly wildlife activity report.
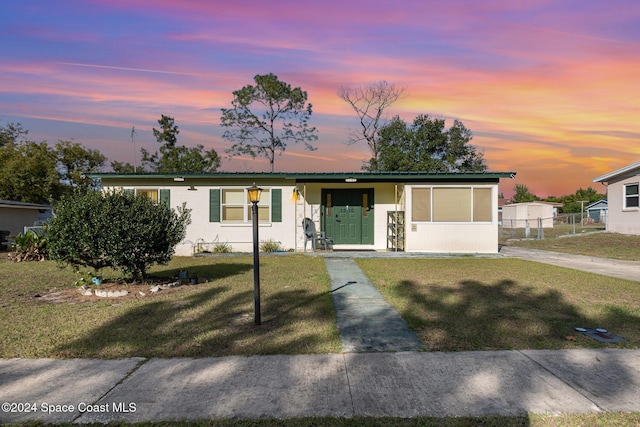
[1,349,640,423]
[500,246,640,282]
[324,257,423,352]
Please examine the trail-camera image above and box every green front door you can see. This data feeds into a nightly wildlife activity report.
[322,189,374,245]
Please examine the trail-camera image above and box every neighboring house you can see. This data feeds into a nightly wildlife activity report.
[585,199,608,224]
[92,171,516,255]
[497,198,507,224]
[501,202,562,229]
[0,200,53,236]
[594,161,640,234]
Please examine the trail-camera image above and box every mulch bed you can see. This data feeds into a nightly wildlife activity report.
[33,278,200,304]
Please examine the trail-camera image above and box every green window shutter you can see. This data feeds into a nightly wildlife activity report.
[209,189,221,222]
[159,189,170,208]
[124,189,135,195]
[271,188,282,222]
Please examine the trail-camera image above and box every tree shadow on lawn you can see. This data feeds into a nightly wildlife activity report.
[394,279,639,352]
[390,278,640,416]
[147,260,254,282]
[54,264,338,358]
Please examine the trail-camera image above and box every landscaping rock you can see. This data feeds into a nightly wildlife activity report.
[78,286,93,296]
[163,281,181,289]
[150,281,181,293]
[94,289,128,298]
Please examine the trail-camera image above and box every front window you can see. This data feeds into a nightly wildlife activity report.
[412,188,431,221]
[433,187,472,222]
[136,189,158,203]
[412,186,492,222]
[624,183,639,208]
[222,189,245,221]
[221,188,270,222]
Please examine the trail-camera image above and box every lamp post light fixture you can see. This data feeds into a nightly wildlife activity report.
[247,183,263,325]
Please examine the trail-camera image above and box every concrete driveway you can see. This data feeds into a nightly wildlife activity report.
[499,246,640,282]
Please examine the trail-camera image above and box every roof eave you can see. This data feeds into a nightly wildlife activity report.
[594,161,640,183]
[89,171,517,182]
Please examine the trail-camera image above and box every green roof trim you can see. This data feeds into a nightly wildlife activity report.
[90,171,516,182]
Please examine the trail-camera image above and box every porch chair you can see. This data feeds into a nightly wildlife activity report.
[302,217,332,251]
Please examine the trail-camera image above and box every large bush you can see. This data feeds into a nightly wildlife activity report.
[47,190,191,279]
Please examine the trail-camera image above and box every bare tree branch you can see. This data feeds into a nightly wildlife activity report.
[338,81,405,170]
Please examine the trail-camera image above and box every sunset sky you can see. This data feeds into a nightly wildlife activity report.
[1,0,639,198]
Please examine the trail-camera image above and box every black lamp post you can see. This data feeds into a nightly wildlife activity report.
[247,183,263,325]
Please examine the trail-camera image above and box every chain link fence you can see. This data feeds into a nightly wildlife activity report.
[499,212,606,240]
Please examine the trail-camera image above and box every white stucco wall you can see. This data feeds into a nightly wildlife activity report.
[607,177,640,235]
[170,184,299,256]
[101,176,505,255]
[404,184,500,254]
[104,178,298,256]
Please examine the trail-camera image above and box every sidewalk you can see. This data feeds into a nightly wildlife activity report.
[1,349,640,423]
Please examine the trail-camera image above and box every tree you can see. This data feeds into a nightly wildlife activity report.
[47,190,191,279]
[153,114,179,148]
[0,141,62,203]
[0,121,28,147]
[141,115,221,173]
[338,80,405,171]
[0,123,107,203]
[512,184,540,203]
[110,160,137,173]
[542,187,605,213]
[0,133,108,203]
[372,115,487,172]
[221,73,318,172]
[55,140,106,193]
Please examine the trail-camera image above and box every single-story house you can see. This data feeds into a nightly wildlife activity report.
[91,171,516,255]
[501,202,562,229]
[0,200,53,236]
[594,161,640,234]
[585,199,608,223]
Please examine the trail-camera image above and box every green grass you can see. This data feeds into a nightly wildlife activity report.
[3,252,639,357]
[6,413,640,426]
[357,258,640,352]
[507,232,640,261]
[0,255,341,359]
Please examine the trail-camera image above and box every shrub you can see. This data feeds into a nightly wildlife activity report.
[260,238,283,252]
[213,242,233,253]
[8,230,47,262]
[47,190,191,279]
[46,190,114,273]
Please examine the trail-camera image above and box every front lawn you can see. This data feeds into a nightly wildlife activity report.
[357,258,640,351]
[0,255,341,359]
[2,253,639,358]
